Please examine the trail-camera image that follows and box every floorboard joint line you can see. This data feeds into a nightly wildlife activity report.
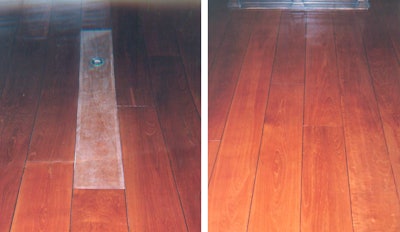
[74,29,124,189]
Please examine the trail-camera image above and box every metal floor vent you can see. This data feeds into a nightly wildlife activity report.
[228,0,369,10]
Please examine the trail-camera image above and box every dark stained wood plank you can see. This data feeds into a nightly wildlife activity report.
[71,189,128,232]
[175,8,201,114]
[247,12,305,231]
[28,16,80,162]
[48,1,82,38]
[119,107,187,231]
[301,127,353,232]
[17,0,51,39]
[0,36,47,232]
[11,163,73,232]
[208,11,256,140]
[111,6,154,107]
[334,11,400,231]
[82,0,111,29]
[140,8,180,57]
[208,11,280,231]
[362,4,400,198]
[149,56,200,231]
[304,13,342,127]
[208,140,219,180]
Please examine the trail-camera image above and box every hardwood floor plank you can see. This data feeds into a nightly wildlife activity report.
[112,6,154,107]
[17,0,51,39]
[82,0,111,29]
[71,189,128,232]
[11,162,73,232]
[248,85,303,232]
[208,140,219,181]
[247,12,305,231]
[28,24,80,162]
[140,8,180,57]
[0,35,47,232]
[334,12,400,231]
[209,11,280,232]
[208,10,256,140]
[362,5,400,198]
[175,8,201,114]
[48,1,82,38]
[304,13,342,127]
[119,108,187,231]
[149,56,200,231]
[301,127,353,232]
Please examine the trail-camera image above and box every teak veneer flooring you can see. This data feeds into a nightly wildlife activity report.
[0,0,200,231]
[209,0,400,231]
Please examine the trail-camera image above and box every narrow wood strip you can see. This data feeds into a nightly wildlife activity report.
[301,127,353,231]
[362,4,400,198]
[71,189,128,231]
[209,11,280,231]
[11,163,73,232]
[334,12,400,231]
[208,11,256,140]
[111,6,154,107]
[119,108,187,231]
[74,30,124,189]
[149,56,200,231]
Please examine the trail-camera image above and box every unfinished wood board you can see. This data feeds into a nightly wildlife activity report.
[74,30,124,189]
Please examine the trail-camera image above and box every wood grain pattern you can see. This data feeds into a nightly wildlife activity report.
[304,13,342,127]
[209,11,280,232]
[361,6,400,199]
[208,11,256,140]
[334,11,400,231]
[71,189,128,232]
[248,12,305,231]
[119,108,187,231]
[112,6,154,107]
[149,56,200,231]
[301,127,353,232]
[17,0,51,38]
[11,163,73,232]
[208,140,220,181]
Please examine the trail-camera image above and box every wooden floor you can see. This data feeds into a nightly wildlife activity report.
[209,0,400,231]
[0,0,200,231]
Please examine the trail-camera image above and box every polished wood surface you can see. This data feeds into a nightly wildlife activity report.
[209,0,400,231]
[0,1,200,231]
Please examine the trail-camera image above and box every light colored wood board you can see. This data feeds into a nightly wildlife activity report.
[17,0,51,38]
[82,0,111,29]
[75,30,124,189]
[119,108,187,231]
[71,189,128,232]
[301,126,353,232]
[11,162,73,232]
[248,85,303,232]
[334,12,400,231]
[208,11,257,140]
[361,7,400,197]
[304,13,342,127]
[208,140,220,181]
[28,90,77,161]
[0,167,23,232]
[149,56,200,231]
[209,11,280,231]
